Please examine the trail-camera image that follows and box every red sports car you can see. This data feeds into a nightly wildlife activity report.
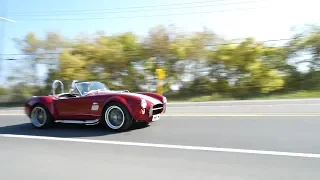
[24,80,167,132]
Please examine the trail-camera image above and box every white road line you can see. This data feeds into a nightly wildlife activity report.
[163,113,320,117]
[2,113,320,117]
[0,134,319,159]
[168,98,320,104]
[169,103,320,108]
[0,109,22,110]
[0,110,21,114]
[0,114,24,116]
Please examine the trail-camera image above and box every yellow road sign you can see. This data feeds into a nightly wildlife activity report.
[156,68,165,80]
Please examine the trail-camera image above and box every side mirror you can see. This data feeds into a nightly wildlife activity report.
[71,80,78,89]
[69,89,75,94]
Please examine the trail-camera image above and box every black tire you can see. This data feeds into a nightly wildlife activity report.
[101,102,134,132]
[29,104,54,129]
[132,121,150,129]
[133,121,150,126]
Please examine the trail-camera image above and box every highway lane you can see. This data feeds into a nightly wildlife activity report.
[1,136,320,180]
[1,115,320,153]
[1,113,320,179]
[1,99,320,179]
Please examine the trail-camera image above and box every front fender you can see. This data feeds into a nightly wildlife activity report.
[103,96,133,115]
[136,92,166,103]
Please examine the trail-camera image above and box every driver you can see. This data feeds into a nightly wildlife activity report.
[81,83,90,95]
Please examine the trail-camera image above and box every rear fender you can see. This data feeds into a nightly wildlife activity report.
[25,96,56,118]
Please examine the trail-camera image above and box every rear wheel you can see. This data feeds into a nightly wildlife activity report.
[101,102,134,132]
[30,105,54,129]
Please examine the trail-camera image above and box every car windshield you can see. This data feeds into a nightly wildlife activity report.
[75,81,110,96]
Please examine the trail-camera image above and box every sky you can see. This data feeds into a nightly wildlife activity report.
[0,0,319,85]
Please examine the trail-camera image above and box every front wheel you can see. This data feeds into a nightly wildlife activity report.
[101,102,134,132]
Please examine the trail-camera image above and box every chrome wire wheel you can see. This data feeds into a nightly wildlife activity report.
[105,105,125,130]
[30,106,47,128]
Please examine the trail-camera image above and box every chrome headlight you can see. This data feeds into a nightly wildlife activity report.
[140,99,147,108]
[163,96,167,103]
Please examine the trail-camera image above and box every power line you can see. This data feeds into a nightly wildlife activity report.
[9,0,228,15]
[0,38,292,56]
[0,17,16,22]
[13,6,268,21]
[10,0,260,17]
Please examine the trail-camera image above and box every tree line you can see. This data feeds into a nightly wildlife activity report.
[1,24,320,102]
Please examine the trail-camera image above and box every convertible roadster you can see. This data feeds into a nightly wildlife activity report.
[24,80,167,132]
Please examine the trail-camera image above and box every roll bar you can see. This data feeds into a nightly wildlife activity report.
[52,80,64,96]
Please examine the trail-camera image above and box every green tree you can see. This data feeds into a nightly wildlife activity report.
[56,50,89,82]
[285,25,320,90]
[0,87,8,96]
[6,23,320,103]
[12,32,70,85]
[208,38,285,96]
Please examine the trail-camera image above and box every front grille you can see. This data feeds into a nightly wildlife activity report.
[151,103,163,116]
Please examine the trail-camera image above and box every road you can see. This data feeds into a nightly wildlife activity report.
[0,98,320,179]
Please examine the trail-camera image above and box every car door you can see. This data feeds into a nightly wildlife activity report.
[54,96,95,120]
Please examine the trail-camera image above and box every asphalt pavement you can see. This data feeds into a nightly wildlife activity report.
[1,98,320,179]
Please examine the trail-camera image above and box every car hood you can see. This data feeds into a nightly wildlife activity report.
[94,90,162,105]
[122,92,162,105]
